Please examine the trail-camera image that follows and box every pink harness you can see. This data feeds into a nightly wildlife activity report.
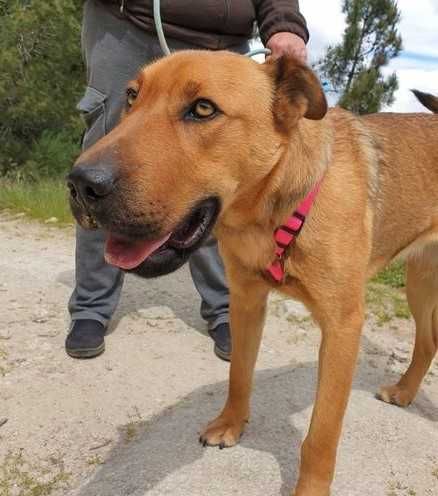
[266,181,322,283]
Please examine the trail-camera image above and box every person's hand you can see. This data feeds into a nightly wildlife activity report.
[266,32,307,63]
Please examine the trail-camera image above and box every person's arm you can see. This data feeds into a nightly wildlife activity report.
[255,0,309,62]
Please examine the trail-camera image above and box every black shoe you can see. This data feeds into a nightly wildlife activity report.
[208,323,231,362]
[65,319,106,359]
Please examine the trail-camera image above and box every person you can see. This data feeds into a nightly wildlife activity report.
[66,0,309,361]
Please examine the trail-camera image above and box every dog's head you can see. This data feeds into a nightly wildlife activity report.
[67,51,327,277]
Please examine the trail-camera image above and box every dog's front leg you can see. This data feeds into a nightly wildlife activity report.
[293,305,364,496]
[200,269,269,448]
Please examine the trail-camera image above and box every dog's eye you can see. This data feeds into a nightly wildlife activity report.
[185,99,218,121]
[126,88,138,107]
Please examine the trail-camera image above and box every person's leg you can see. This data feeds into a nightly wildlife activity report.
[67,0,165,357]
[68,1,248,360]
[189,238,231,360]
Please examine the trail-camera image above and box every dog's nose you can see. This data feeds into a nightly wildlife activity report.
[67,165,116,204]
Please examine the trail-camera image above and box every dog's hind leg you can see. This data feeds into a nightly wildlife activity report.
[377,247,438,406]
[199,269,270,448]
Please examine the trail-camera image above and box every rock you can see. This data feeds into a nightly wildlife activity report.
[278,300,310,319]
[1,212,25,221]
[32,310,55,324]
[153,318,187,333]
[173,318,188,333]
[37,329,59,338]
[137,306,176,320]
[0,329,11,340]
[44,217,58,224]
[89,438,112,451]
[33,317,49,324]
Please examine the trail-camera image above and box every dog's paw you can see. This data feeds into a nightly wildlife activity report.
[376,384,414,407]
[199,414,247,449]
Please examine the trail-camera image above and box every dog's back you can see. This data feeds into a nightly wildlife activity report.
[412,89,438,113]
[357,99,438,269]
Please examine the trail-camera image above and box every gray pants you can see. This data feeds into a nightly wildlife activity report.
[69,0,248,329]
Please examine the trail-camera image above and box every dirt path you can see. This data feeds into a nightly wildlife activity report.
[0,211,437,496]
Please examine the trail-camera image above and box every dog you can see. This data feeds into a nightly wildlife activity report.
[67,51,438,496]
[412,89,438,113]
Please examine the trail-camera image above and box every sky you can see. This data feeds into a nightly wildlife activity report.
[300,0,438,112]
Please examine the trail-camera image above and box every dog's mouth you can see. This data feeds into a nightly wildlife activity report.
[104,197,220,277]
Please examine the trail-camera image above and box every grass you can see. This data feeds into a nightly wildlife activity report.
[122,406,143,443]
[368,262,409,324]
[0,451,70,496]
[372,261,405,288]
[0,347,8,377]
[386,479,417,496]
[86,455,104,466]
[366,282,410,326]
[0,179,73,225]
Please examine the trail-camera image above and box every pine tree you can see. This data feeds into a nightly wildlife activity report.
[318,0,402,114]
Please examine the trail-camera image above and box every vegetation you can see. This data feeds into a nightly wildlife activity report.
[317,0,402,114]
[372,261,405,288]
[366,282,410,326]
[0,179,73,224]
[0,0,84,180]
[0,347,8,376]
[0,450,70,495]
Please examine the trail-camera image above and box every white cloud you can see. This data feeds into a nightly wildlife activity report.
[301,0,438,112]
[300,0,344,63]
[396,0,438,57]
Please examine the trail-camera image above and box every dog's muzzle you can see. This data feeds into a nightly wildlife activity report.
[67,163,221,278]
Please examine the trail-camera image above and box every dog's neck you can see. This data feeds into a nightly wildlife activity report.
[220,117,332,234]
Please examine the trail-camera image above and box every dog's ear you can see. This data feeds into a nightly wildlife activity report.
[264,56,328,132]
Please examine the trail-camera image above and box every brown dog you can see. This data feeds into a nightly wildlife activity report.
[412,89,438,113]
[67,51,438,496]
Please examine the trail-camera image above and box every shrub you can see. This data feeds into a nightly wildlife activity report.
[22,130,80,180]
[0,0,85,178]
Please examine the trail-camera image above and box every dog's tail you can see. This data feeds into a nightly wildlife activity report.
[412,89,438,113]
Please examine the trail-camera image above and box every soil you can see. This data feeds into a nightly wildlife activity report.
[0,211,437,496]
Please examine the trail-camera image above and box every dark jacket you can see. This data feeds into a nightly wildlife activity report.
[100,0,308,49]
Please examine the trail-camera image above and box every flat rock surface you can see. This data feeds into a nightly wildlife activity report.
[0,211,437,496]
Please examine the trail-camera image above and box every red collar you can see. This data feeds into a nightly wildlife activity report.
[266,180,322,283]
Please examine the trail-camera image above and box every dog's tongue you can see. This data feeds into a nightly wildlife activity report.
[104,232,171,270]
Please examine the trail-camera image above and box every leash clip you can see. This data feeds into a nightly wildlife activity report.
[120,0,125,14]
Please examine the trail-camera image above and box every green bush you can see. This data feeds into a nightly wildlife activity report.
[22,130,80,180]
[0,0,85,179]
[372,261,405,288]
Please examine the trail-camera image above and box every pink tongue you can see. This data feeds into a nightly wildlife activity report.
[104,232,171,270]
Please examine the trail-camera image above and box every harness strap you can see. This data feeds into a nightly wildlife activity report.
[266,181,322,283]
